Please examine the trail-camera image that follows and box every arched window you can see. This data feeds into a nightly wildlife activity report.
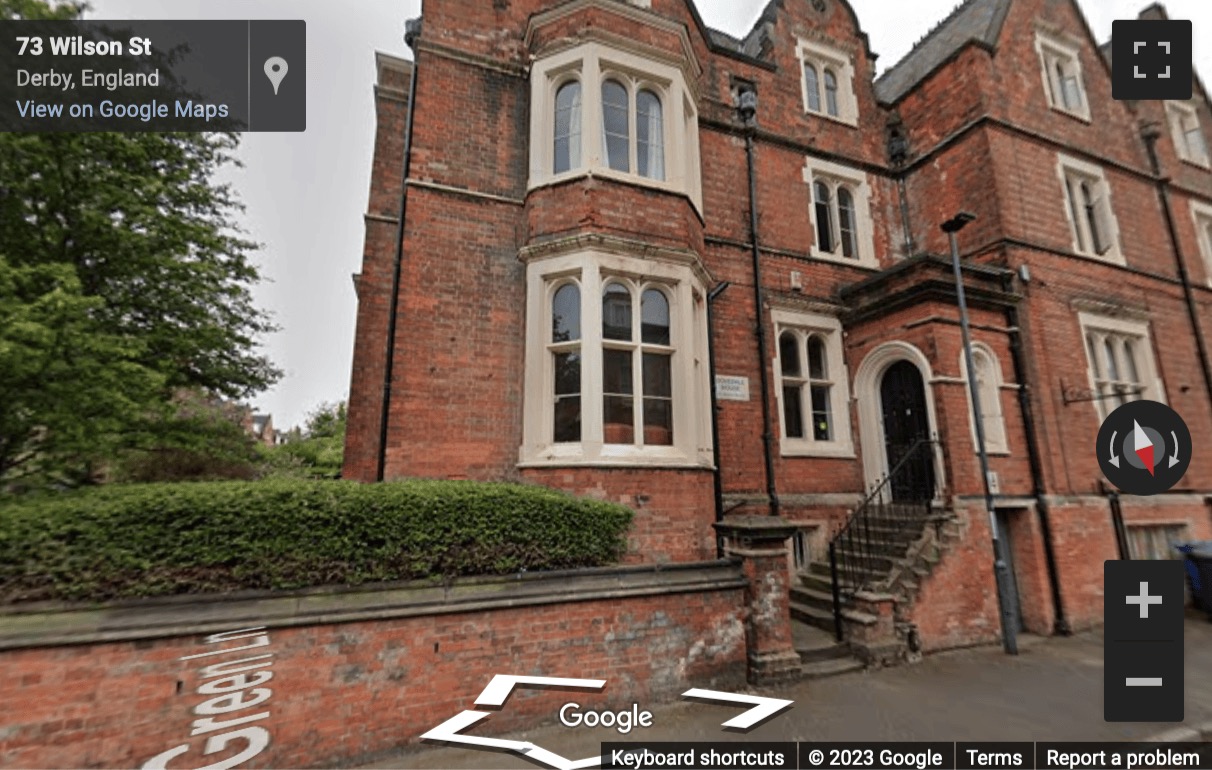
[640,289,673,446]
[837,187,857,259]
[779,331,804,440]
[553,81,582,174]
[812,177,863,261]
[800,43,856,124]
[550,283,581,442]
[969,348,1007,453]
[806,335,833,441]
[636,89,664,181]
[804,63,820,113]
[776,324,845,448]
[814,181,834,253]
[602,79,630,172]
[1061,159,1118,261]
[602,282,675,446]
[641,287,670,345]
[823,69,839,117]
[1082,319,1155,420]
[602,281,632,341]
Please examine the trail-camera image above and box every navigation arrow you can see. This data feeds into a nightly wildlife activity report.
[421,710,601,770]
[474,675,606,707]
[421,710,532,752]
[1169,430,1182,468]
[681,688,794,731]
[1109,430,1120,468]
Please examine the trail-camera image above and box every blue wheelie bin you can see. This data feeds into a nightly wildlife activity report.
[1176,542,1212,620]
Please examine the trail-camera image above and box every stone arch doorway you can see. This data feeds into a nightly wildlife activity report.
[854,342,944,501]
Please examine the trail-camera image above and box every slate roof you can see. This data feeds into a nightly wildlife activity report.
[705,15,774,60]
[874,0,1013,105]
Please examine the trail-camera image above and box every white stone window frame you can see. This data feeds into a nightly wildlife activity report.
[1035,31,1091,122]
[1167,100,1211,169]
[796,38,858,127]
[1056,154,1124,265]
[520,248,713,468]
[771,309,855,459]
[1189,198,1212,287]
[528,41,702,213]
[803,157,878,269]
[959,343,1010,456]
[1078,312,1166,422]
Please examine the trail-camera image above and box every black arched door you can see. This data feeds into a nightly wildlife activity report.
[879,360,935,502]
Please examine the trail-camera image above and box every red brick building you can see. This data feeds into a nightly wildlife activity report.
[344,0,1212,651]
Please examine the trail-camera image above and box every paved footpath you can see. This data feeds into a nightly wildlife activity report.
[361,613,1212,769]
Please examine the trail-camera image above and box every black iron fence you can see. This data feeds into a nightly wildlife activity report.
[828,438,938,641]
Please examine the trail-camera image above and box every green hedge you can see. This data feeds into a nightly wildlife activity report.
[0,479,634,604]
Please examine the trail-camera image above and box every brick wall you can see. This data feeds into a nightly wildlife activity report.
[0,564,747,769]
[1048,497,1212,629]
[521,467,718,563]
[907,505,1004,652]
[908,495,1212,647]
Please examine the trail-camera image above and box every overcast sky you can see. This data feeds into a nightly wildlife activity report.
[84,0,1212,430]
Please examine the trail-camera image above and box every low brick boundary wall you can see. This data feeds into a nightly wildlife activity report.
[0,561,748,769]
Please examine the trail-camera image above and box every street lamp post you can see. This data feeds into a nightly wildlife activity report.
[943,212,1019,656]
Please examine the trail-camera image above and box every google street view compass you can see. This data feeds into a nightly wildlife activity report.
[1097,400,1191,495]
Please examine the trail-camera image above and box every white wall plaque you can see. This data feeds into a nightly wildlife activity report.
[715,376,750,402]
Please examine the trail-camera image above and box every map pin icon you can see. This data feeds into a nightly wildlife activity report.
[264,57,288,95]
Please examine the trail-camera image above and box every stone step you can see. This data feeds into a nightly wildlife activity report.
[790,584,835,612]
[792,620,852,664]
[827,538,911,558]
[790,600,880,633]
[790,600,836,633]
[836,521,928,540]
[807,560,886,585]
[798,571,836,595]
[801,656,866,679]
[833,549,899,572]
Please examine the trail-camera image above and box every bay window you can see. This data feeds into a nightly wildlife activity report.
[529,42,700,210]
[520,242,713,467]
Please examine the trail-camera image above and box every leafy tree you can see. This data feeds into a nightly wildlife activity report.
[0,0,280,488]
[0,260,164,487]
[112,391,263,483]
[259,402,347,480]
[0,0,83,20]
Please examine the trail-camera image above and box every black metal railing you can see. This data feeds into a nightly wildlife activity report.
[828,438,938,641]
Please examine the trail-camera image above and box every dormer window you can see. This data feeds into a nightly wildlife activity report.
[1167,101,1210,168]
[1035,31,1090,121]
[797,39,857,126]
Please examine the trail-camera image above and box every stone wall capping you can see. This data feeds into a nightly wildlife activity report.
[0,560,745,651]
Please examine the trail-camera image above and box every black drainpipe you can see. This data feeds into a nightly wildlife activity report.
[1003,281,1071,634]
[739,88,780,518]
[1141,122,1212,405]
[376,18,422,482]
[707,282,731,555]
